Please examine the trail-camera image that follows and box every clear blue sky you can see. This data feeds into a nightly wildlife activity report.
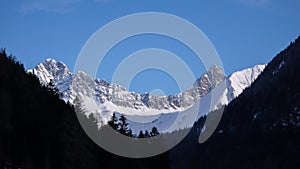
[1,0,299,95]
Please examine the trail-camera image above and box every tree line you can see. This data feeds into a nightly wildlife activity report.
[108,113,160,138]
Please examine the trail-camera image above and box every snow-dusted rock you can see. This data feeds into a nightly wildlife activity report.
[28,59,265,133]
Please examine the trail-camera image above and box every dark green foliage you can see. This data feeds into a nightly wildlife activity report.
[0,49,170,169]
[168,36,300,169]
[108,112,118,130]
[150,127,159,137]
[48,79,60,97]
[138,130,145,138]
[0,49,66,169]
[108,113,134,137]
[118,114,129,135]
[144,130,150,138]
[127,128,133,137]
[1,35,300,169]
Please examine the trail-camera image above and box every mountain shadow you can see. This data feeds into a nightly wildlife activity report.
[168,36,300,169]
[1,35,300,169]
[0,49,169,169]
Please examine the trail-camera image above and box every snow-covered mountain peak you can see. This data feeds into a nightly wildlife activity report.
[28,58,266,133]
[41,58,70,75]
[228,64,266,98]
[193,65,225,89]
[28,58,71,85]
[28,60,227,113]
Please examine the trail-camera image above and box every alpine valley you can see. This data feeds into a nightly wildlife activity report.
[1,36,300,169]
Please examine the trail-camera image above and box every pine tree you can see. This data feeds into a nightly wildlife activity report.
[108,113,119,130]
[150,127,159,137]
[118,114,129,136]
[138,130,144,138]
[48,79,60,96]
[144,130,150,138]
[127,129,133,137]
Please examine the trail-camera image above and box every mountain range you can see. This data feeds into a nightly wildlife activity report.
[1,36,299,169]
[28,59,265,132]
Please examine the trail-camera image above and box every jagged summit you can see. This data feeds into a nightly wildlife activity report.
[193,65,226,89]
[28,58,70,85]
[28,59,227,111]
[28,59,265,113]
[227,64,266,98]
[28,58,265,132]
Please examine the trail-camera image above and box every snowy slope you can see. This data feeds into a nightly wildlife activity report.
[210,64,267,109]
[228,64,266,99]
[28,59,265,133]
[28,59,225,115]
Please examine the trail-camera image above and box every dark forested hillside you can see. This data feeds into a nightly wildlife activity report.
[0,50,169,169]
[169,36,300,169]
[0,50,67,169]
[1,35,300,169]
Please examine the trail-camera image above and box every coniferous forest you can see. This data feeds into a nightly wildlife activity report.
[0,36,300,169]
[0,50,169,169]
